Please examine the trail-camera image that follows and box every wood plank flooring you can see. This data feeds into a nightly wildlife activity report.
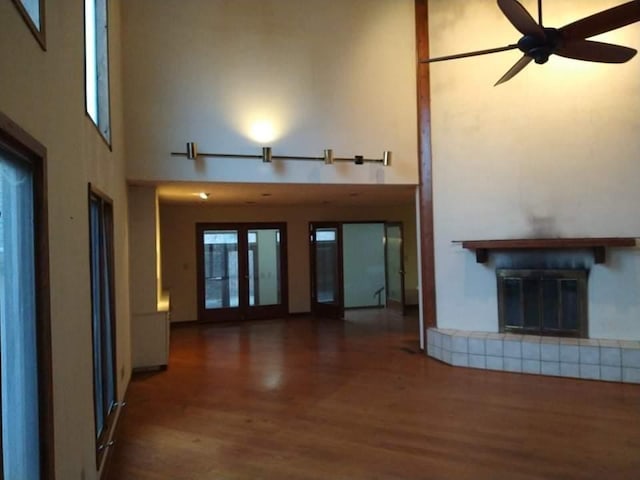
[107,310,640,479]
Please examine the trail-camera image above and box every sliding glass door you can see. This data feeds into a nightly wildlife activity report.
[197,223,287,321]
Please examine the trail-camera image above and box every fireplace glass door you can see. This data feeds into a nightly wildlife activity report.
[497,269,587,337]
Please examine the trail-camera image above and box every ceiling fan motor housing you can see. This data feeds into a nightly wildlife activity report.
[518,28,562,64]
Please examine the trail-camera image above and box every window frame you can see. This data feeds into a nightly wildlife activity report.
[10,0,46,50]
[84,0,112,148]
[0,110,54,479]
[88,184,117,468]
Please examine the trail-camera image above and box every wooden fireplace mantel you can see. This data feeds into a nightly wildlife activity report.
[460,237,637,264]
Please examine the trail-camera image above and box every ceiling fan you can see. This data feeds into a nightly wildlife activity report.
[422,0,640,85]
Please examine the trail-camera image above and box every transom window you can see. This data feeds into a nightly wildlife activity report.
[85,0,111,144]
[11,0,46,49]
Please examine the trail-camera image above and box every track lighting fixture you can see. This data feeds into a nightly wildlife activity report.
[172,142,392,166]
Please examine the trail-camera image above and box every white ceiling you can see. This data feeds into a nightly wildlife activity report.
[147,182,417,207]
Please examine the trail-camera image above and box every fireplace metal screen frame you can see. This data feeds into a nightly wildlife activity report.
[497,269,588,338]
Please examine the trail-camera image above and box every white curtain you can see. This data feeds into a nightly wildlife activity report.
[0,149,40,480]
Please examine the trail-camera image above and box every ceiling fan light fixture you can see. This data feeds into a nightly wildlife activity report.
[422,0,640,86]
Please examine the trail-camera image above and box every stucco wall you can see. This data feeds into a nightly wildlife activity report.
[121,0,419,186]
[429,0,640,339]
[0,1,130,478]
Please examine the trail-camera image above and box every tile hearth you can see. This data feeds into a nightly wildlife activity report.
[427,328,640,384]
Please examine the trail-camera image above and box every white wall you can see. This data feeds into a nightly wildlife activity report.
[128,186,160,314]
[121,0,419,186]
[429,0,640,339]
[128,185,170,368]
[160,202,417,322]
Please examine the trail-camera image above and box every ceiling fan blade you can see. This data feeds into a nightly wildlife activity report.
[421,44,519,63]
[494,55,533,86]
[556,40,637,63]
[560,1,640,40]
[497,0,544,37]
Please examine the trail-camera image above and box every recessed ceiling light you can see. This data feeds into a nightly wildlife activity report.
[199,192,210,200]
[261,193,272,197]
[349,192,359,197]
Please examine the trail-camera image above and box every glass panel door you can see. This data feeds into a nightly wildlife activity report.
[203,230,239,310]
[247,229,281,307]
[315,228,339,303]
[310,223,343,319]
[197,223,288,322]
[385,223,405,314]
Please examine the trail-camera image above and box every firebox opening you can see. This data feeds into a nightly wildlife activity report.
[497,269,588,338]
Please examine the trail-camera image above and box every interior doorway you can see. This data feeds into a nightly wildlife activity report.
[196,222,288,321]
[309,221,406,319]
[310,222,344,319]
[385,222,405,315]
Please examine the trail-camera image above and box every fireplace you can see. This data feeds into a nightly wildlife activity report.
[497,269,588,338]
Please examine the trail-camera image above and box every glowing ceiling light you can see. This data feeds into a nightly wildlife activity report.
[199,192,210,200]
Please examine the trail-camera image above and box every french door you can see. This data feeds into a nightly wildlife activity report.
[310,222,344,319]
[196,223,288,322]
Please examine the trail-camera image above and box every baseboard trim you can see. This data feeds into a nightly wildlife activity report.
[132,364,168,374]
[344,305,385,311]
[170,320,199,328]
[170,312,314,328]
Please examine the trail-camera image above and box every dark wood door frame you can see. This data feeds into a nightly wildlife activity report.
[384,222,406,315]
[196,222,289,322]
[416,0,437,337]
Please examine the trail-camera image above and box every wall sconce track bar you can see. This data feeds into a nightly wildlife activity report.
[171,142,392,166]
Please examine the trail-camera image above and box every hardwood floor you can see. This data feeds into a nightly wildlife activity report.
[108,310,640,480]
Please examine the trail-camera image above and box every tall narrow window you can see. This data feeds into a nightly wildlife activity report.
[89,187,116,464]
[0,112,53,479]
[11,0,46,49]
[85,0,111,144]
